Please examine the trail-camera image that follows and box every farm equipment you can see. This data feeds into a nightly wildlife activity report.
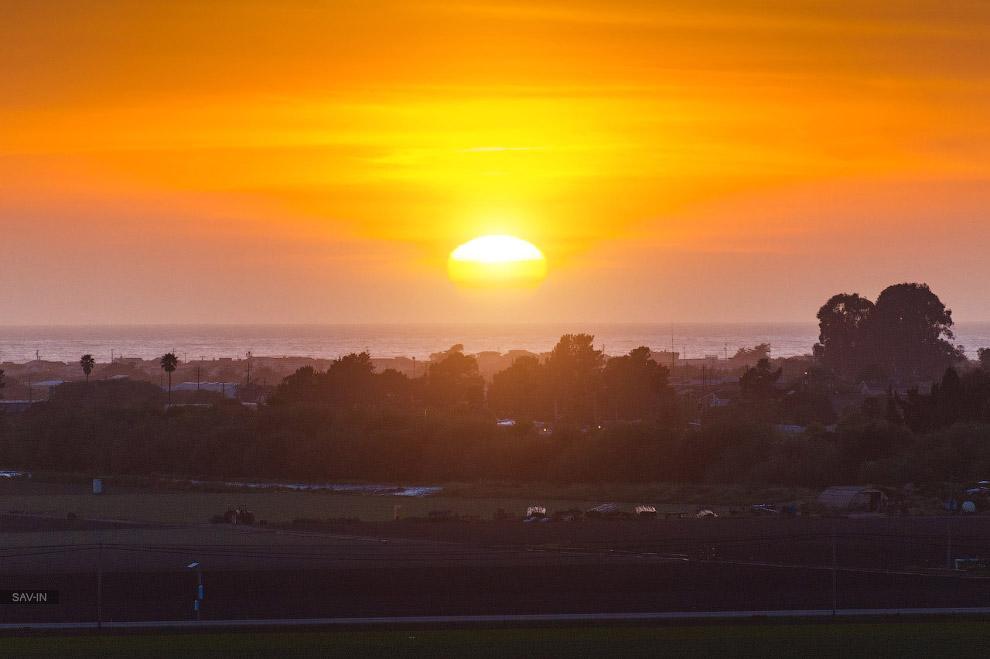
[220,504,255,525]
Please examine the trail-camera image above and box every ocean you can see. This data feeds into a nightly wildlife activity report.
[2,322,990,364]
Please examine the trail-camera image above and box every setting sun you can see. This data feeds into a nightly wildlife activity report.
[448,235,547,288]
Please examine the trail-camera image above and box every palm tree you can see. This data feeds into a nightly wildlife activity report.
[160,352,179,408]
[80,354,95,382]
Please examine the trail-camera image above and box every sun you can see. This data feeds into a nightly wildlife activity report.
[447,235,548,288]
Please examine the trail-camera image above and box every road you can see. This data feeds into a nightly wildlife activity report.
[4,607,990,631]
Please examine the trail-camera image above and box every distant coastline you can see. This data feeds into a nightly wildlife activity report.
[2,321,990,365]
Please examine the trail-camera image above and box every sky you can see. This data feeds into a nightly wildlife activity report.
[2,0,990,325]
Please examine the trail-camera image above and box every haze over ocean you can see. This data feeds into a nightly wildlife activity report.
[2,323,990,364]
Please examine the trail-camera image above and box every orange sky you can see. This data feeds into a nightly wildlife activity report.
[2,0,990,324]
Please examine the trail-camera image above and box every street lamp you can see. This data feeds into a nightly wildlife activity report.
[187,562,202,620]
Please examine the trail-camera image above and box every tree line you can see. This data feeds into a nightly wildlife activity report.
[3,281,990,490]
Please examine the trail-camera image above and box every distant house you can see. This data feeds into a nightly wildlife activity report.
[0,400,34,414]
[818,486,887,513]
[699,392,730,408]
[172,382,239,398]
[34,380,66,388]
[651,350,679,371]
[858,381,887,397]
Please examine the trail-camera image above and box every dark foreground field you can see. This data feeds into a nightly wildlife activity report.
[5,620,990,658]
[2,514,990,624]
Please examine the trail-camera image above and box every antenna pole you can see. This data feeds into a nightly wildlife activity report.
[831,523,837,616]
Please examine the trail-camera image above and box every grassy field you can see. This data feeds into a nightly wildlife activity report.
[4,621,990,658]
[1,482,751,524]
[1,490,615,524]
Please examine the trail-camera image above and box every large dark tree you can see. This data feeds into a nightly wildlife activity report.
[545,334,604,423]
[813,293,875,378]
[871,283,961,382]
[323,351,377,407]
[426,350,484,408]
[813,283,962,383]
[488,355,551,420]
[602,347,672,421]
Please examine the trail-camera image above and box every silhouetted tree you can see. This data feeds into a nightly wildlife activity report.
[813,293,875,378]
[270,365,320,405]
[324,351,376,407]
[79,354,95,383]
[871,283,961,382]
[739,358,782,401]
[602,347,672,420]
[978,348,990,372]
[377,368,414,408]
[488,355,551,420]
[160,352,178,407]
[813,283,962,383]
[728,343,772,371]
[426,350,484,408]
[545,334,604,423]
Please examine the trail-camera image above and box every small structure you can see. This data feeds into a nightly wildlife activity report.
[35,379,67,388]
[699,392,730,408]
[218,504,255,524]
[635,505,657,519]
[818,486,886,513]
[0,401,34,414]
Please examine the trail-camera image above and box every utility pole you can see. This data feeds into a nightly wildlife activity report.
[670,322,675,378]
[831,523,838,616]
[947,515,953,572]
[97,542,103,629]
[946,476,955,571]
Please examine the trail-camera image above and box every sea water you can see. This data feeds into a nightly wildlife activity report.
[2,322,989,363]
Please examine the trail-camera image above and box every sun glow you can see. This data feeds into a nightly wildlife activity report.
[448,235,548,288]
